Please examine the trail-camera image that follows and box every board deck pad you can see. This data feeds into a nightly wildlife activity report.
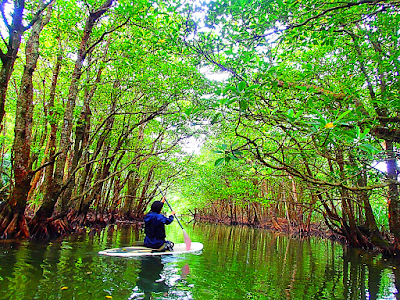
[98,242,203,257]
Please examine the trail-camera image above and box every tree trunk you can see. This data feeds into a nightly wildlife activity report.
[0,3,51,238]
[337,149,372,249]
[386,140,400,250]
[124,170,141,215]
[134,165,155,218]
[29,46,62,238]
[288,173,302,227]
[123,123,146,215]
[79,144,110,217]
[0,0,26,126]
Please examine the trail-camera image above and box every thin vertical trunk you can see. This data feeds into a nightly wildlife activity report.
[30,48,62,233]
[27,77,51,201]
[124,170,141,215]
[337,149,360,245]
[123,124,146,215]
[134,165,155,218]
[252,202,259,225]
[288,173,302,227]
[229,199,233,225]
[305,192,317,230]
[386,141,400,249]
[79,137,111,216]
[27,138,50,202]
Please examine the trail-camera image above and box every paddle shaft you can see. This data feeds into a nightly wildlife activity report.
[156,185,184,230]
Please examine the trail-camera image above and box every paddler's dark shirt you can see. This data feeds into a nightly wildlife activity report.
[144,212,174,249]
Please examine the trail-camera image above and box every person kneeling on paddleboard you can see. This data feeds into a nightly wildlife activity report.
[144,200,175,251]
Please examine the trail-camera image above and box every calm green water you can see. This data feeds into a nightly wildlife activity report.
[0,222,399,300]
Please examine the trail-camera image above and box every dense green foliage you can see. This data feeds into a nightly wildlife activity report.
[0,0,213,238]
[0,0,399,253]
[176,0,400,252]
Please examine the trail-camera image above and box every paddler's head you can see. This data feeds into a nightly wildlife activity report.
[151,201,164,213]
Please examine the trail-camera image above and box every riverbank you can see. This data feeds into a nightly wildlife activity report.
[5,208,343,246]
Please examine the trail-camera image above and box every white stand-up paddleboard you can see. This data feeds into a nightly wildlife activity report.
[98,242,203,257]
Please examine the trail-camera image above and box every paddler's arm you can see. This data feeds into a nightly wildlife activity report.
[158,212,175,225]
[166,211,175,225]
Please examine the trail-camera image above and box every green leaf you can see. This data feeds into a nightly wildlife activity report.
[211,113,221,124]
[342,130,357,139]
[217,144,227,150]
[229,154,239,161]
[297,86,308,92]
[184,107,192,116]
[356,126,361,139]
[214,157,225,167]
[238,81,246,92]
[271,108,279,115]
[240,99,248,110]
[219,98,228,105]
[360,128,370,140]
[294,110,303,118]
[247,84,260,90]
[225,97,237,106]
[360,143,378,154]
[336,110,351,122]
[224,85,237,94]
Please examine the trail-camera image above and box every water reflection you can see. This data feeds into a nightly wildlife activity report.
[134,257,169,299]
[191,224,400,299]
[0,223,399,299]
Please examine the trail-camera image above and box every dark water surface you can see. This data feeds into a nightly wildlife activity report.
[0,223,399,299]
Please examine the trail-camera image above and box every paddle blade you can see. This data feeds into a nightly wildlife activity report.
[183,229,191,250]
[181,264,190,279]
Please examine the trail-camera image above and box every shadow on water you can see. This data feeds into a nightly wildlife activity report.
[0,222,399,299]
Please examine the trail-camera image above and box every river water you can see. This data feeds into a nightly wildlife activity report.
[0,222,399,299]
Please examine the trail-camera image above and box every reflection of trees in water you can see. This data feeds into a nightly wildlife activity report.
[195,223,400,300]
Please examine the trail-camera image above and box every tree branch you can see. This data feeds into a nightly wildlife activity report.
[31,151,62,175]
[24,0,55,31]
[288,0,388,30]
[85,18,130,56]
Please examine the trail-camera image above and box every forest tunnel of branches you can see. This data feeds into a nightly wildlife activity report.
[0,0,399,255]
